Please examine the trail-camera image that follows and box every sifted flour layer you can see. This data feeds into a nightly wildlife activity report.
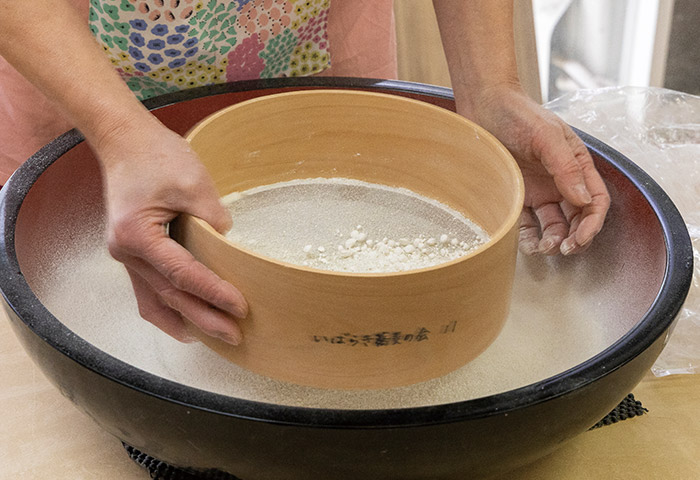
[222,178,488,273]
[34,233,618,410]
[27,172,656,410]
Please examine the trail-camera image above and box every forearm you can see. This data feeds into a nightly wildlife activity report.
[432,0,520,118]
[0,1,158,159]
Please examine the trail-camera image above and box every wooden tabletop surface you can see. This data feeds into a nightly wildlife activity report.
[2,305,699,480]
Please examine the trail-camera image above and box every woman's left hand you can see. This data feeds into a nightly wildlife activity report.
[456,85,610,256]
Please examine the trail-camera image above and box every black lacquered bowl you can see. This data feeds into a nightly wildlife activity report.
[0,78,693,479]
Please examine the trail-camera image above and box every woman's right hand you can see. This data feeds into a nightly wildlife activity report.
[0,1,247,344]
[98,121,248,345]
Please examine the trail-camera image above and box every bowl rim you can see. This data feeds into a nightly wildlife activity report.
[0,77,693,429]
[182,88,525,278]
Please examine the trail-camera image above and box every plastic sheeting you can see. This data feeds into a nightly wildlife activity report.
[546,86,700,376]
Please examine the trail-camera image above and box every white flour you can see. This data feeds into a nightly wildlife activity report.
[222,178,489,273]
[27,178,654,410]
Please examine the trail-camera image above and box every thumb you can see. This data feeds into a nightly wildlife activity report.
[535,130,592,207]
[196,196,233,234]
[182,177,232,234]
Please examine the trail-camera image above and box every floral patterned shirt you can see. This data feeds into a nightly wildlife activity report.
[89,0,331,99]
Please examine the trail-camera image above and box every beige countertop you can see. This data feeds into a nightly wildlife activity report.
[2,305,699,480]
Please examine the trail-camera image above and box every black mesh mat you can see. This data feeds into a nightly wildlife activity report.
[123,444,242,480]
[588,393,648,430]
[124,393,647,479]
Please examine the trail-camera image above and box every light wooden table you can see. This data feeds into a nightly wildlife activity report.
[2,306,699,480]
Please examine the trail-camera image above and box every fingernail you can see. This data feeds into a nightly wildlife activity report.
[575,184,592,204]
[218,202,234,234]
[561,238,576,255]
[231,304,248,319]
[539,238,556,253]
[519,239,539,256]
[180,333,199,344]
[577,235,593,249]
[216,333,240,346]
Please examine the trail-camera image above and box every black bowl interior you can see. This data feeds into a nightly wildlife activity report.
[0,78,693,479]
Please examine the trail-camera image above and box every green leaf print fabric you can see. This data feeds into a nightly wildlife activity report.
[90,0,331,99]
